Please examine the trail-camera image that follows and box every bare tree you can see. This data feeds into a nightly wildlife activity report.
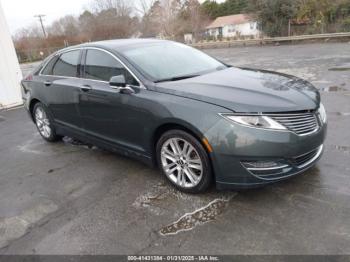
[181,0,210,39]
[83,0,140,40]
[13,24,48,62]
[90,0,133,17]
[14,24,43,39]
[78,10,96,41]
[47,15,79,37]
[159,0,183,38]
[140,0,184,38]
[140,0,163,37]
[136,0,156,16]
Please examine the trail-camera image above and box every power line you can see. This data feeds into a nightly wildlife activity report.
[34,14,47,38]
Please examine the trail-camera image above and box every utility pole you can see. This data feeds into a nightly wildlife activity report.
[34,14,47,38]
[288,19,291,37]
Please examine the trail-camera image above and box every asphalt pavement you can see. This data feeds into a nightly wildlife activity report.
[0,42,349,255]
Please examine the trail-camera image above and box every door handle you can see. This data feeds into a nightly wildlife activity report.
[44,81,52,86]
[80,84,92,92]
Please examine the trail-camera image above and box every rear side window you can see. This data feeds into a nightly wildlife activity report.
[84,49,139,86]
[41,56,58,75]
[52,50,80,77]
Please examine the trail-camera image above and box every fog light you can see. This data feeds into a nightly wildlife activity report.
[241,160,289,170]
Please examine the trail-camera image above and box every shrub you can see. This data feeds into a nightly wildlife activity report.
[341,18,350,31]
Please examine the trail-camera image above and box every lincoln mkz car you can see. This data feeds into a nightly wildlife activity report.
[21,39,327,193]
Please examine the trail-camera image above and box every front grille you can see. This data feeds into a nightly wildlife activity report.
[292,145,322,168]
[267,112,319,135]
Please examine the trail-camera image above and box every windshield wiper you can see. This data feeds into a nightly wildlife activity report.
[155,74,200,83]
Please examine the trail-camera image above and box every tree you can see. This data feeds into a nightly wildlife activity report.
[180,0,210,37]
[140,0,163,37]
[78,10,96,41]
[296,0,350,32]
[136,0,156,16]
[90,0,133,17]
[218,0,248,16]
[201,0,221,19]
[201,0,248,19]
[160,0,184,38]
[48,15,80,37]
[247,0,298,36]
[140,0,195,39]
[86,0,139,40]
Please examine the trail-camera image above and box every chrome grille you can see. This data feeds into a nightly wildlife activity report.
[268,112,319,135]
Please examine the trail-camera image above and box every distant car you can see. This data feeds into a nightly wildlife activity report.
[21,39,327,193]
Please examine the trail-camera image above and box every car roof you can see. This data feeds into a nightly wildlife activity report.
[65,38,170,52]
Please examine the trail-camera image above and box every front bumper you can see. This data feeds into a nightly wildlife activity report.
[204,117,327,189]
[216,145,324,190]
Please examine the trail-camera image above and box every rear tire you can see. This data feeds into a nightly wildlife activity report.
[33,102,61,142]
[156,130,212,193]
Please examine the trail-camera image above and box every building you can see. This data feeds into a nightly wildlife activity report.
[184,33,194,44]
[206,14,260,39]
[0,2,22,109]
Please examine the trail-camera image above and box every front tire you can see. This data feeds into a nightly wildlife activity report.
[33,102,61,142]
[156,130,212,193]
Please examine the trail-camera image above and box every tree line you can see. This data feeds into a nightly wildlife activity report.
[14,0,350,63]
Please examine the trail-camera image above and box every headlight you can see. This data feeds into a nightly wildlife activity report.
[318,103,327,123]
[221,114,287,130]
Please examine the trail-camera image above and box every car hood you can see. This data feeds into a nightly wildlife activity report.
[153,67,320,113]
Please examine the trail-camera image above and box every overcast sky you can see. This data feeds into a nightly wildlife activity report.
[1,0,223,35]
[1,0,88,34]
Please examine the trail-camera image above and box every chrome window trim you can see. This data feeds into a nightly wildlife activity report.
[38,54,59,76]
[39,48,81,76]
[39,47,146,89]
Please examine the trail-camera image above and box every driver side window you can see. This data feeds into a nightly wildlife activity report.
[84,49,139,86]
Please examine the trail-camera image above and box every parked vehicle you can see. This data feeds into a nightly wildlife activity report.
[21,39,327,193]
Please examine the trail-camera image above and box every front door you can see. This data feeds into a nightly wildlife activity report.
[78,48,149,154]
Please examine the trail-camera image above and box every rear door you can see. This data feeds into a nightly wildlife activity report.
[41,49,85,131]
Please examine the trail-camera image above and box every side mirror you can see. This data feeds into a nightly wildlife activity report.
[109,75,126,87]
[109,75,135,94]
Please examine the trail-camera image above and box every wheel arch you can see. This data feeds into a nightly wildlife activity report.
[151,121,213,168]
[29,98,53,123]
[29,98,41,121]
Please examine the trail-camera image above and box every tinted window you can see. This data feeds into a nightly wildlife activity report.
[84,49,139,86]
[41,56,58,75]
[52,50,80,77]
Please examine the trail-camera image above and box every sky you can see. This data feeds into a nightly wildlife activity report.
[1,0,224,35]
[1,0,95,34]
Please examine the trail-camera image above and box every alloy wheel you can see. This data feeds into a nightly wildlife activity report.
[35,107,51,138]
[160,137,203,188]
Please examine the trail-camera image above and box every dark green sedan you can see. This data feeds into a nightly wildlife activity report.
[21,39,327,193]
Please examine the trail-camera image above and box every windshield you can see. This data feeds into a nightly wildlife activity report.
[120,42,226,82]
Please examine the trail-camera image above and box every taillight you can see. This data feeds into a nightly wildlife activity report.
[24,75,33,81]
